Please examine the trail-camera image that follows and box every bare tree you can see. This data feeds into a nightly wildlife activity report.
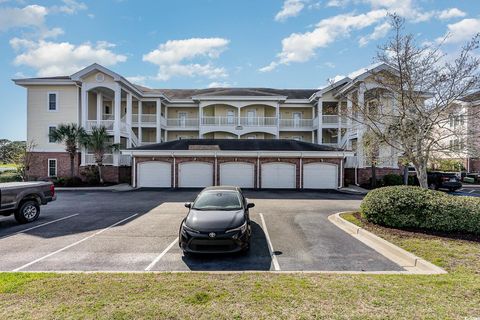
[345,14,480,188]
[12,140,36,181]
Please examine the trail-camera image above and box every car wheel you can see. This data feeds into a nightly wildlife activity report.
[14,200,40,224]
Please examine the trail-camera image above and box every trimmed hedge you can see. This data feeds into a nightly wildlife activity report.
[360,186,480,235]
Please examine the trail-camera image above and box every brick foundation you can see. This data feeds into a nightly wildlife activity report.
[135,156,342,189]
[344,167,402,186]
[27,152,131,184]
[469,158,480,172]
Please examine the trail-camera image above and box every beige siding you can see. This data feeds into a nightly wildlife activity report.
[27,85,79,151]
[167,131,199,141]
[167,107,198,118]
[279,131,313,142]
[83,72,115,84]
[141,128,157,142]
[280,107,313,119]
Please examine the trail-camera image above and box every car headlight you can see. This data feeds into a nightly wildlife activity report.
[226,221,247,234]
[182,222,200,234]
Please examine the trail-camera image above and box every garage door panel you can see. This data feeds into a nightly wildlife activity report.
[138,162,171,188]
[261,163,296,189]
[303,163,337,189]
[179,162,213,188]
[220,162,254,188]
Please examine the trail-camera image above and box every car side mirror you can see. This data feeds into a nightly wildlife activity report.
[247,203,255,209]
[184,202,191,208]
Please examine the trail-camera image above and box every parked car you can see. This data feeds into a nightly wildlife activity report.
[179,186,254,254]
[0,182,56,224]
[427,172,462,191]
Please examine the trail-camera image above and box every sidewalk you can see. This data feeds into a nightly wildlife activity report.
[338,185,369,195]
[55,183,134,192]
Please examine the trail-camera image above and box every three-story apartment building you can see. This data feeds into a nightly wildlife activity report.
[14,63,402,188]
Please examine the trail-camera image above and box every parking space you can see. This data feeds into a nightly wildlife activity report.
[0,189,404,272]
[452,185,480,197]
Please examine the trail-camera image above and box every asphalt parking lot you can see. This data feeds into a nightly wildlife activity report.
[0,189,404,272]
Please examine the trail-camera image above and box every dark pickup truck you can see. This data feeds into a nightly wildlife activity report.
[0,182,56,224]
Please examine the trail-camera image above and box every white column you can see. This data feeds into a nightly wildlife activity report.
[156,99,161,143]
[337,102,341,146]
[199,104,204,138]
[346,94,353,150]
[164,130,168,142]
[318,99,323,144]
[113,84,121,166]
[126,93,132,148]
[96,92,102,126]
[81,87,88,128]
[357,85,366,167]
[138,100,142,144]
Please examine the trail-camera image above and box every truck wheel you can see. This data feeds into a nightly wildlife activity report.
[14,200,40,224]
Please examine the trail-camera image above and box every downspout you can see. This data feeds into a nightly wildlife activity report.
[299,152,303,189]
[172,153,176,189]
[132,156,136,188]
[214,152,218,186]
[257,153,260,189]
[339,153,344,189]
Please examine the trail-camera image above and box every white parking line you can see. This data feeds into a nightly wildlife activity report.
[469,190,475,194]
[259,212,281,271]
[145,237,179,271]
[0,214,79,240]
[12,213,138,272]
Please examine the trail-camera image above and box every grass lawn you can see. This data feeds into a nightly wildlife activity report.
[0,214,479,319]
[0,163,17,168]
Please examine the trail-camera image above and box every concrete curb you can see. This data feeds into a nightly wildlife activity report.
[329,212,447,275]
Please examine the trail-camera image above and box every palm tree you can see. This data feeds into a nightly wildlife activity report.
[81,126,119,184]
[49,123,86,177]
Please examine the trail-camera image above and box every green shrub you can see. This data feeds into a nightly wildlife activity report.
[54,176,83,187]
[382,174,403,186]
[360,186,480,235]
[0,171,22,183]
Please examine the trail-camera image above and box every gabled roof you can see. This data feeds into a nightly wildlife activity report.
[129,139,343,152]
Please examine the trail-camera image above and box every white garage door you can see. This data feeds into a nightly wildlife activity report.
[178,162,213,188]
[303,163,338,189]
[137,161,171,188]
[220,162,254,188]
[261,162,296,189]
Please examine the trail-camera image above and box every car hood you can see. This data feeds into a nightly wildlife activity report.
[185,209,245,231]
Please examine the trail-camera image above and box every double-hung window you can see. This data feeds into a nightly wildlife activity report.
[48,159,57,177]
[48,126,57,143]
[48,93,58,111]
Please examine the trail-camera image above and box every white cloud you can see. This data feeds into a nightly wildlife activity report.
[0,5,47,32]
[126,75,148,85]
[437,8,466,20]
[143,38,229,81]
[437,18,480,44]
[208,81,232,88]
[358,21,391,47]
[11,39,127,76]
[275,0,305,22]
[262,9,387,71]
[326,0,349,7]
[50,0,87,14]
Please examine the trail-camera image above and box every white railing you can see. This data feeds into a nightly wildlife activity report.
[323,115,339,124]
[119,154,132,166]
[279,118,313,128]
[345,156,358,168]
[140,141,156,145]
[130,129,138,146]
[86,120,114,131]
[85,154,114,165]
[120,121,128,133]
[322,142,338,147]
[202,116,237,126]
[167,118,199,127]
[103,114,114,120]
[240,117,277,126]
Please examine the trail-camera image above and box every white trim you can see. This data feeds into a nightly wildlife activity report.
[192,95,288,101]
[123,150,354,158]
[47,158,57,177]
[47,92,59,112]
[13,79,76,86]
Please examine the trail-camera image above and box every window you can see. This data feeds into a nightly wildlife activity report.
[48,93,57,111]
[48,159,57,177]
[48,126,56,143]
[192,191,242,210]
[104,105,111,115]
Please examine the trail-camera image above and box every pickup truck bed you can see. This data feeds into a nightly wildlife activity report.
[0,181,56,224]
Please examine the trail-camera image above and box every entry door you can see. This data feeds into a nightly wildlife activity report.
[247,110,256,125]
[227,110,235,125]
[179,112,187,127]
[293,112,302,127]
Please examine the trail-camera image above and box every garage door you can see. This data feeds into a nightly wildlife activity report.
[137,161,171,188]
[178,162,213,188]
[303,163,338,189]
[220,162,254,188]
[261,162,296,189]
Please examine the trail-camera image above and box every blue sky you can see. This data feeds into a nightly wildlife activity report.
[1,0,479,140]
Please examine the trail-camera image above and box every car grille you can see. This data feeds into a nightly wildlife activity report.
[189,239,238,252]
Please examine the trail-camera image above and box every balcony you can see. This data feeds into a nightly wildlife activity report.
[200,116,278,136]
[132,114,157,126]
[85,154,114,165]
[240,117,277,127]
[167,118,199,129]
[322,115,349,127]
[279,118,313,130]
[85,120,114,131]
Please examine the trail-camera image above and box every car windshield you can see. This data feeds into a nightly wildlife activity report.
[192,191,243,211]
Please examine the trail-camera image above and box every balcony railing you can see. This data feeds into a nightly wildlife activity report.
[132,114,157,124]
[167,118,199,127]
[202,116,237,126]
[85,120,114,131]
[240,117,277,126]
[279,118,313,128]
[85,154,114,165]
[322,115,339,124]
[119,154,132,166]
